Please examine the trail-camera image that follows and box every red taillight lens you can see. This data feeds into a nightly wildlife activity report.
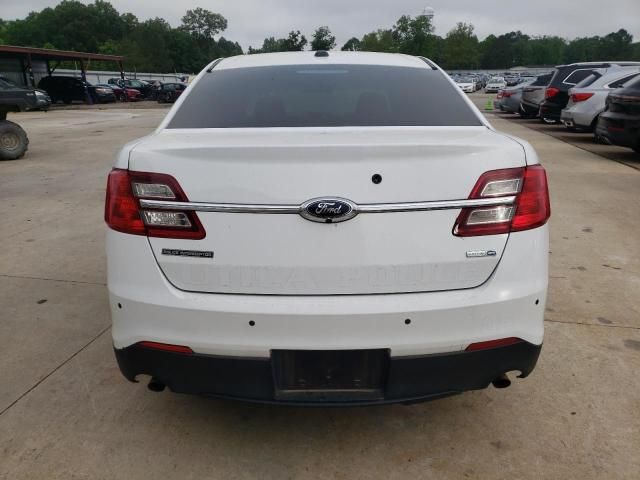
[454,165,550,237]
[137,341,194,354]
[465,337,524,352]
[502,91,513,98]
[545,87,559,99]
[571,92,594,103]
[510,166,551,232]
[104,169,205,239]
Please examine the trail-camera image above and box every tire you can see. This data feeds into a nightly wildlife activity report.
[0,120,29,160]
[63,97,72,105]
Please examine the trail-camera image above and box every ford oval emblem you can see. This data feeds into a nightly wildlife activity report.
[300,197,358,223]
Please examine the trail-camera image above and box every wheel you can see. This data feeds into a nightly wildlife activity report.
[0,120,29,160]
[119,93,127,102]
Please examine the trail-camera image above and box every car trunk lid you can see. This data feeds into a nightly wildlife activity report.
[130,127,525,295]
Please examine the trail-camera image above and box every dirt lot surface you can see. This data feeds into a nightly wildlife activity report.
[1,101,639,479]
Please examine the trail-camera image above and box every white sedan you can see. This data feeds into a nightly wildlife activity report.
[105,51,550,405]
[485,76,508,93]
[455,76,477,93]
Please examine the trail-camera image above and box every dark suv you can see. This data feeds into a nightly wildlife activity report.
[38,76,116,104]
[539,62,640,123]
[595,76,640,153]
[0,76,51,112]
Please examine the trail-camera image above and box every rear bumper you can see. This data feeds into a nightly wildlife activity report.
[561,107,597,129]
[115,341,542,405]
[107,226,548,358]
[596,114,640,148]
[520,101,540,117]
[539,102,562,121]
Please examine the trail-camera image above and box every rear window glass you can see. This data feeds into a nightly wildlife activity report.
[531,73,552,86]
[609,73,640,88]
[575,72,602,88]
[167,64,482,128]
[563,69,594,85]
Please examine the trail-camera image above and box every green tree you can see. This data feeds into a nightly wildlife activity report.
[283,30,307,51]
[392,14,436,57]
[442,22,479,69]
[599,29,633,60]
[180,8,227,39]
[249,30,307,54]
[311,26,336,51]
[526,36,565,66]
[341,37,362,51]
[360,29,398,52]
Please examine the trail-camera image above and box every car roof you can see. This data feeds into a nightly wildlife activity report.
[555,61,640,68]
[214,51,431,71]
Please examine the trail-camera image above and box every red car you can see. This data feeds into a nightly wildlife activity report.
[96,84,143,102]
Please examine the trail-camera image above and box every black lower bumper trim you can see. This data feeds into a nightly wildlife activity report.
[115,341,542,406]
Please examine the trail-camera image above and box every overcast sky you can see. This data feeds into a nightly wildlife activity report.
[3,0,640,50]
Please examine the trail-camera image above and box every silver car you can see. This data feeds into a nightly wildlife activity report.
[561,67,640,131]
[520,73,553,118]
[497,79,535,113]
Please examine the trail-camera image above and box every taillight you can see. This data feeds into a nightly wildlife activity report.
[454,165,550,237]
[496,91,503,99]
[571,92,594,102]
[545,87,559,99]
[105,169,205,239]
[502,91,513,98]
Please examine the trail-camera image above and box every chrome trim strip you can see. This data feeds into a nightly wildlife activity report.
[357,196,516,213]
[140,199,299,214]
[139,196,516,214]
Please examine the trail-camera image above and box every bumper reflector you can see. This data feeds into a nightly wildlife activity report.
[465,337,524,352]
[137,341,194,354]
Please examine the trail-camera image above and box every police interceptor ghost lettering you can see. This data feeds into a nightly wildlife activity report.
[105,52,550,405]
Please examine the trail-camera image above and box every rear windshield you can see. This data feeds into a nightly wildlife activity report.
[167,64,482,128]
[531,73,552,86]
[575,72,602,88]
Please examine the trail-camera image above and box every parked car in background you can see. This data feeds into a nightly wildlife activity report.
[105,51,550,405]
[0,75,50,112]
[95,83,143,102]
[107,78,154,98]
[156,82,187,103]
[497,78,536,113]
[504,75,520,86]
[561,67,640,131]
[595,76,640,152]
[520,73,553,118]
[38,76,116,104]
[539,62,640,124]
[455,76,477,93]
[485,76,507,93]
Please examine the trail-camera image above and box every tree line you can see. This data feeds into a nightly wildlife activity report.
[1,1,639,73]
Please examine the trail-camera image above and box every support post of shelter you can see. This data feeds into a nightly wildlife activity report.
[80,59,93,105]
[25,53,36,89]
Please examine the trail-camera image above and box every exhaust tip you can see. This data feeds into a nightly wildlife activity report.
[148,378,166,392]
[492,373,511,389]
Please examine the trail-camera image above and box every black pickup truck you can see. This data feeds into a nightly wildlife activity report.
[0,76,50,160]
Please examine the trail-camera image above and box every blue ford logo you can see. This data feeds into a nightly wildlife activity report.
[300,197,358,223]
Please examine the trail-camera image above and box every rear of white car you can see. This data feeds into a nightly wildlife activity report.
[105,52,550,405]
